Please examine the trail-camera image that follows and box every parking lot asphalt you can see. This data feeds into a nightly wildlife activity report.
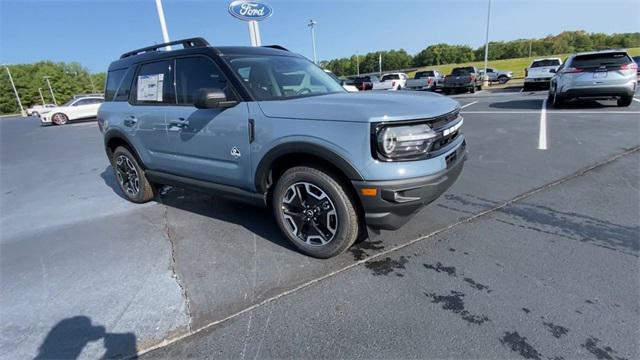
[1,88,639,359]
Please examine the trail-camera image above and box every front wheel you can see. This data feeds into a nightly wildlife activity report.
[51,113,68,125]
[273,166,360,258]
[498,76,509,84]
[617,95,633,107]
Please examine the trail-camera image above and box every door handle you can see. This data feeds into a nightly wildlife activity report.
[124,115,138,127]
[169,118,189,128]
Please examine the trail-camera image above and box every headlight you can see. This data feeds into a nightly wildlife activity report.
[376,123,437,160]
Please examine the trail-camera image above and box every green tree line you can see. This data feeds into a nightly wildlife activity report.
[322,30,640,76]
[1,61,105,114]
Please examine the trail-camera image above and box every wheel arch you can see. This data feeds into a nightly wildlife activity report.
[255,142,364,195]
[104,129,144,167]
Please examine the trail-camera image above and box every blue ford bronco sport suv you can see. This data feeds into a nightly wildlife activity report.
[99,38,466,258]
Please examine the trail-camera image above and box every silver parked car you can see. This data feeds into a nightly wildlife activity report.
[548,50,637,107]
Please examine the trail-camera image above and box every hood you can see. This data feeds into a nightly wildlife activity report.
[257,91,459,123]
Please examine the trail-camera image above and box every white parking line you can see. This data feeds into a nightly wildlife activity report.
[633,97,640,103]
[538,98,548,150]
[460,100,478,109]
[519,88,524,93]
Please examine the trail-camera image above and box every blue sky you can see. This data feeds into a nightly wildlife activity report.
[1,0,639,73]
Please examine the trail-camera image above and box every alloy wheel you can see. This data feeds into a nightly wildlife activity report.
[115,155,140,196]
[281,182,338,246]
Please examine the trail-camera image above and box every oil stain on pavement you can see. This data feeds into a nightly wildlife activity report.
[425,291,490,325]
[364,256,408,276]
[582,337,628,360]
[542,321,569,338]
[500,331,542,360]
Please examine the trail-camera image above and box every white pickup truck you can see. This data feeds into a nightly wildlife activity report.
[372,72,408,91]
[524,58,563,91]
[405,70,444,91]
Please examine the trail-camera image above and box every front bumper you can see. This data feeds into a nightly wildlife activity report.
[352,140,466,230]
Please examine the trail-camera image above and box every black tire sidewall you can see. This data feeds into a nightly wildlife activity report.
[272,166,358,258]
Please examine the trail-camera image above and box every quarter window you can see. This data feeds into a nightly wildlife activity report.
[175,57,229,105]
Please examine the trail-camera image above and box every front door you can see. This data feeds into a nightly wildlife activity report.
[163,56,252,189]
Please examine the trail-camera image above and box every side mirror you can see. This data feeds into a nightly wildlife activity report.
[340,79,346,86]
[194,88,237,109]
[550,69,557,73]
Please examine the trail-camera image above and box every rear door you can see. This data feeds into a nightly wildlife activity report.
[163,56,251,188]
[128,60,175,170]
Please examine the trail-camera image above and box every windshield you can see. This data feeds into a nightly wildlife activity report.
[227,55,345,100]
[414,71,434,79]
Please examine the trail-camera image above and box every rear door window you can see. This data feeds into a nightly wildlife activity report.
[175,57,229,105]
[134,60,175,104]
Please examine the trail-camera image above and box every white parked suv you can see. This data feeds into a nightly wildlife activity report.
[26,104,56,117]
[40,96,104,125]
[524,58,563,91]
[373,72,408,90]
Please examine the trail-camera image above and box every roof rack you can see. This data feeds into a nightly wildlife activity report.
[262,45,289,52]
[120,37,210,59]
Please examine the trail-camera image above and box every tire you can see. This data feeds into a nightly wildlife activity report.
[51,113,68,125]
[272,166,360,258]
[617,95,633,107]
[443,89,451,95]
[112,146,156,203]
[477,84,482,90]
[396,85,402,91]
[32,111,39,117]
[470,85,475,93]
[550,89,564,108]
[498,76,509,84]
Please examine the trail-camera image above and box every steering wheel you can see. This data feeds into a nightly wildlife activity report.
[296,88,312,95]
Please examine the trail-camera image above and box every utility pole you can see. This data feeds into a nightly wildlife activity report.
[379,53,382,76]
[308,20,318,64]
[356,55,360,76]
[155,0,172,49]
[43,76,57,105]
[529,39,532,58]
[4,65,26,116]
[482,0,492,88]
[38,88,45,105]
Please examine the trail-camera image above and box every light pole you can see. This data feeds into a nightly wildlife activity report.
[43,76,57,105]
[38,88,45,105]
[356,55,360,76]
[308,19,318,64]
[155,0,172,49]
[4,65,26,116]
[482,0,492,88]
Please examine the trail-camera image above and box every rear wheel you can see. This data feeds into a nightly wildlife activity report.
[272,166,359,258]
[112,146,156,203]
[51,113,68,125]
[550,89,564,108]
[617,95,633,107]
[498,75,509,84]
[470,85,475,93]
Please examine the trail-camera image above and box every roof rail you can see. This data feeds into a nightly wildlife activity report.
[262,45,289,52]
[120,37,210,59]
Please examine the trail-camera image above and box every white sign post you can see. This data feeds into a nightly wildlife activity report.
[248,20,261,47]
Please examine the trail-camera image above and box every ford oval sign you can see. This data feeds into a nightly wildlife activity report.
[228,0,273,21]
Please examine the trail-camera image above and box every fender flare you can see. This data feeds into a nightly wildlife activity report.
[254,141,364,193]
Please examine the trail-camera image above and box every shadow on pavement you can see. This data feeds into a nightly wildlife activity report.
[35,316,137,359]
[489,99,543,110]
[100,166,127,200]
[158,186,299,253]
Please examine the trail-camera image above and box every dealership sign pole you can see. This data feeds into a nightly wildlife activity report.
[229,1,273,47]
